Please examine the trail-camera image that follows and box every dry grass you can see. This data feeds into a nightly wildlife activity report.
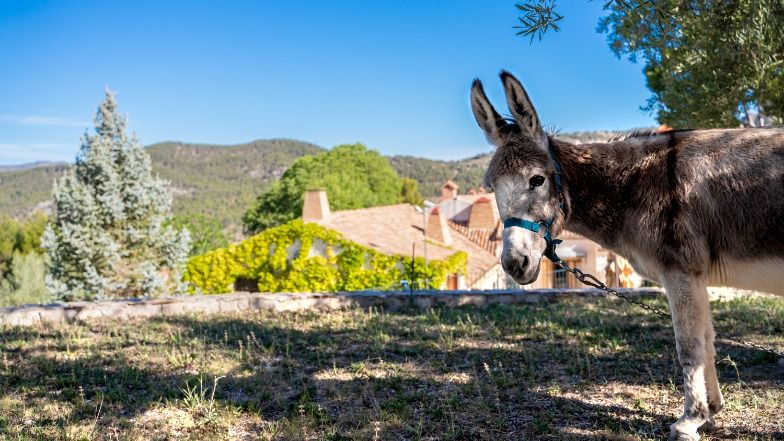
[0,295,782,440]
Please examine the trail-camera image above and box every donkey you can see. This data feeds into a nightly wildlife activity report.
[471,71,784,440]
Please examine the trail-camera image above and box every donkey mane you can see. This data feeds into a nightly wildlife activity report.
[607,128,662,142]
[605,127,784,143]
[606,128,697,142]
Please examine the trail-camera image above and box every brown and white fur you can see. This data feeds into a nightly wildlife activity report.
[471,71,784,441]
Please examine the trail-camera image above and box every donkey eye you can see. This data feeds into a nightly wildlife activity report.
[529,175,545,189]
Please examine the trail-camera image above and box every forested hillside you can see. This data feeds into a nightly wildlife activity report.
[148,139,323,232]
[0,139,322,232]
[389,131,616,196]
[390,153,491,196]
[0,131,619,231]
[0,163,69,218]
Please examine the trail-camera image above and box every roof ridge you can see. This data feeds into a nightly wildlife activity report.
[328,203,415,216]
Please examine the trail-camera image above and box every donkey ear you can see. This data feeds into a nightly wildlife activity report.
[500,71,544,143]
[471,79,507,144]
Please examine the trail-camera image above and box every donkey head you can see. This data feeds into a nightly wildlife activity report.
[471,72,565,285]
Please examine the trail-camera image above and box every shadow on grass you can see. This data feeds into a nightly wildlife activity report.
[1,297,782,439]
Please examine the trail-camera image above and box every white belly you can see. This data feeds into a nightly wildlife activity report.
[711,258,784,296]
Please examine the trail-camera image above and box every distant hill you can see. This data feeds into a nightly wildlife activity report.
[0,161,67,173]
[389,131,618,196]
[390,153,491,196]
[148,139,323,234]
[0,139,323,233]
[0,131,619,232]
[0,162,70,219]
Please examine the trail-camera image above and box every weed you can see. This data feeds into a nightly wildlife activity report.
[180,374,226,422]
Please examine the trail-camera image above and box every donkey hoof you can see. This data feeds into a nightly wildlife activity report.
[709,400,724,416]
[669,427,700,441]
[700,416,717,432]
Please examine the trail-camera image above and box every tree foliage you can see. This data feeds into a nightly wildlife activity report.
[0,252,49,307]
[600,0,784,127]
[400,178,425,206]
[243,144,423,233]
[42,90,190,300]
[514,0,563,42]
[167,214,229,256]
[0,214,51,306]
[516,0,784,127]
[0,213,47,275]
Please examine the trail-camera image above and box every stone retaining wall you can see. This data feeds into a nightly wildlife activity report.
[0,288,668,327]
[0,286,769,327]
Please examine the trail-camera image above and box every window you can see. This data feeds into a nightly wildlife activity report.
[553,267,569,289]
[552,258,582,289]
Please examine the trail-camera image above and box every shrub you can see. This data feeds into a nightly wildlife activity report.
[0,252,51,307]
[167,214,229,256]
[0,213,47,275]
[185,220,466,294]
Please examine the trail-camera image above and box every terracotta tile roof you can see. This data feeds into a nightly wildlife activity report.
[438,192,588,232]
[448,220,502,256]
[314,204,499,287]
[431,192,500,205]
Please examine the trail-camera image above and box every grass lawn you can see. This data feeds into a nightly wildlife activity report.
[1,295,782,440]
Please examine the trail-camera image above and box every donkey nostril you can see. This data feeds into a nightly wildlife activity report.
[520,255,529,270]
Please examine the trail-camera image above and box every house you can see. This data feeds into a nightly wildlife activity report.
[301,180,641,291]
[302,189,507,290]
[430,181,639,289]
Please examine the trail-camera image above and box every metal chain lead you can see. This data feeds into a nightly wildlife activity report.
[553,259,784,358]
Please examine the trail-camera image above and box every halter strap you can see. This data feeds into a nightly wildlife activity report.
[502,144,565,262]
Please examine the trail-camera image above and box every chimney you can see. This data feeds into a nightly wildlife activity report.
[440,180,459,199]
[302,189,330,222]
[468,197,499,229]
[426,207,452,246]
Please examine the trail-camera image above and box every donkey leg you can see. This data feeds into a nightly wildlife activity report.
[663,273,711,441]
[700,318,723,432]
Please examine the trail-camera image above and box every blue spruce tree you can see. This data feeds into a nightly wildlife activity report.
[42,90,190,300]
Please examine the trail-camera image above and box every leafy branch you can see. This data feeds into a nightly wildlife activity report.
[514,0,563,42]
[514,0,670,42]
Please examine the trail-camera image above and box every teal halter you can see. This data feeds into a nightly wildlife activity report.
[502,146,565,263]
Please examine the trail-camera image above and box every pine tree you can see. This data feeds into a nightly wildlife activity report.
[42,90,190,300]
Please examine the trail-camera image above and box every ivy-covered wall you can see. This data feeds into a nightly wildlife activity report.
[184,220,467,294]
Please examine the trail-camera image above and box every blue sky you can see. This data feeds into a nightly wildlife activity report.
[0,1,656,165]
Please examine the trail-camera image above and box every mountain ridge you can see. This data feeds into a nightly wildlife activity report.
[0,132,616,232]
[0,161,69,173]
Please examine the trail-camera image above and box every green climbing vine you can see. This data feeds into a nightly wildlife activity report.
[184,220,467,294]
